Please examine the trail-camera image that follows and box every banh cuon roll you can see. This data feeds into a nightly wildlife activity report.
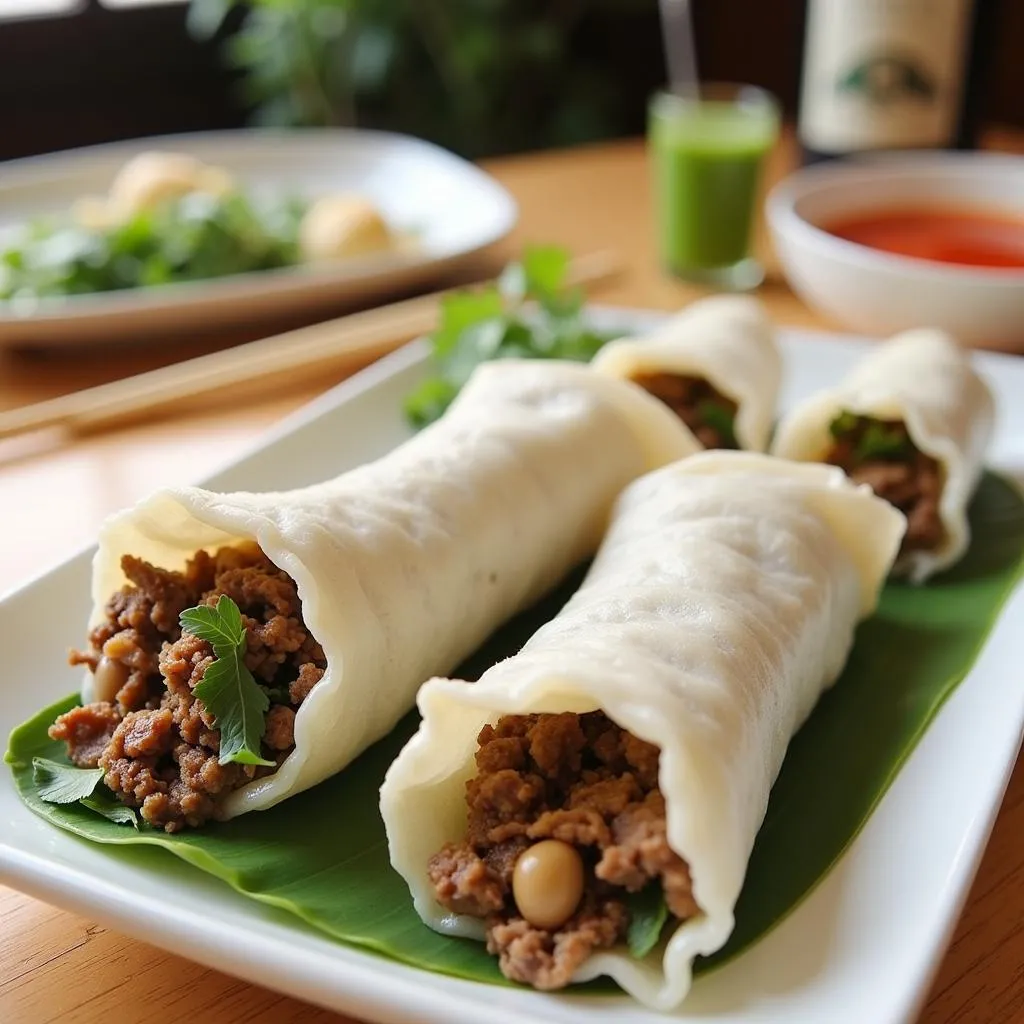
[49,360,698,832]
[771,328,994,582]
[591,295,781,451]
[380,451,905,1010]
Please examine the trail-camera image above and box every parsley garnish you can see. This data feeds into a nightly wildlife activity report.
[624,883,670,959]
[403,245,611,427]
[180,595,274,767]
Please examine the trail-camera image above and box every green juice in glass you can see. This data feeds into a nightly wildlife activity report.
[649,86,779,288]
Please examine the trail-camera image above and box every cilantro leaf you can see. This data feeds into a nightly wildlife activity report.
[497,245,572,305]
[828,411,914,463]
[696,400,738,449]
[521,245,571,299]
[624,883,670,959]
[180,595,246,649]
[181,595,274,768]
[404,377,460,428]
[32,755,139,826]
[858,420,913,461]
[433,290,505,357]
[405,245,615,427]
[32,757,103,804]
[0,191,302,301]
[81,792,140,828]
[262,685,293,705]
[828,410,859,439]
[497,261,528,303]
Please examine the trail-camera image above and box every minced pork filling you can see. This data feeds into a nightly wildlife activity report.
[825,414,945,554]
[629,372,739,450]
[427,712,699,990]
[49,543,326,832]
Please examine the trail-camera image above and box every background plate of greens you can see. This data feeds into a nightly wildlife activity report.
[2,311,1024,1024]
[0,128,516,348]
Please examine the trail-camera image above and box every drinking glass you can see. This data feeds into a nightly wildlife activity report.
[649,83,780,290]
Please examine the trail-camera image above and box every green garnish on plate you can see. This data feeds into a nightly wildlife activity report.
[625,883,670,959]
[32,756,139,827]
[32,757,103,804]
[0,192,303,301]
[857,420,914,460]
[180,595,274,768]
[696,399,739,449]
[403,245,612,427]
[829,411,915,463]
[80,792,140,827]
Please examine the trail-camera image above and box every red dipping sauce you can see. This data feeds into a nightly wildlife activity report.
[824,207,1024,270]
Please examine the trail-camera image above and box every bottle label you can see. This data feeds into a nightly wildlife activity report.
[799,0,973,153]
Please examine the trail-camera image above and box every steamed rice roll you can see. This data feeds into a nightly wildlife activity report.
[771,328,994,581]
[592,295,780,451]
[380,451,904,1010]
[49,360,697,832]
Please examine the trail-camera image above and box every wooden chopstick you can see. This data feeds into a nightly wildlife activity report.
[0,251,622,442]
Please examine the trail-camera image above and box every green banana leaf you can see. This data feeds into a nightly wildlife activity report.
[6,472,1024,988]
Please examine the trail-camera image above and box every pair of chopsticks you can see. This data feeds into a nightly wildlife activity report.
[0,251,622,442]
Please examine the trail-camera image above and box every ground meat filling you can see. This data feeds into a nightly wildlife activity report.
[49,543,326,832]
[825,414,945,553]
[629,372,739,449]
[427,712,699,990]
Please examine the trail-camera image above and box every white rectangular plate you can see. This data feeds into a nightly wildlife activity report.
[3,311,1024,1024]
[0,128,516,347]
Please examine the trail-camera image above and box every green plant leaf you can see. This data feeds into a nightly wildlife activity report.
[350,23,398,92]
[181,596,274,767]
[0,189,303,302]
[521,244,570,298]
[433,290,505,357]
[181,595,246,650]
[828,410,859,439]
[828,412,914,463]
[496,260,527,303]
[696,400,738,449]
[32,758,102,804]
[81,793,140,828]
[405,249,615,427]
[186,0,235,41]
[625,884,669,959]
[403,377,460,428]
[857,421,913,461]
[7,474,1024,990]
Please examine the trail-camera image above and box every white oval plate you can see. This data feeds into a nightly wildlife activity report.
[0,129,517,348]
[1,310,1023,1023]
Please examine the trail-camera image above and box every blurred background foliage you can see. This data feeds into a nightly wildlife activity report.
[4,0,1019,164]
[187,0,660,158]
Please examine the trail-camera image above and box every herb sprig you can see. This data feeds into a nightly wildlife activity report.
[624,882,670,959]
[696,400,739,449]
[829,411,914,464]
[32,757,139,827]
[180,595,275,768]
[403,245,611,427]
[0,192,303,302]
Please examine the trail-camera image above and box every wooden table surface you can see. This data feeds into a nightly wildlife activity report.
[2,130,1023,1024]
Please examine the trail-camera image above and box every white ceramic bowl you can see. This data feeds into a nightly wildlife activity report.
[766,152,1024,350]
